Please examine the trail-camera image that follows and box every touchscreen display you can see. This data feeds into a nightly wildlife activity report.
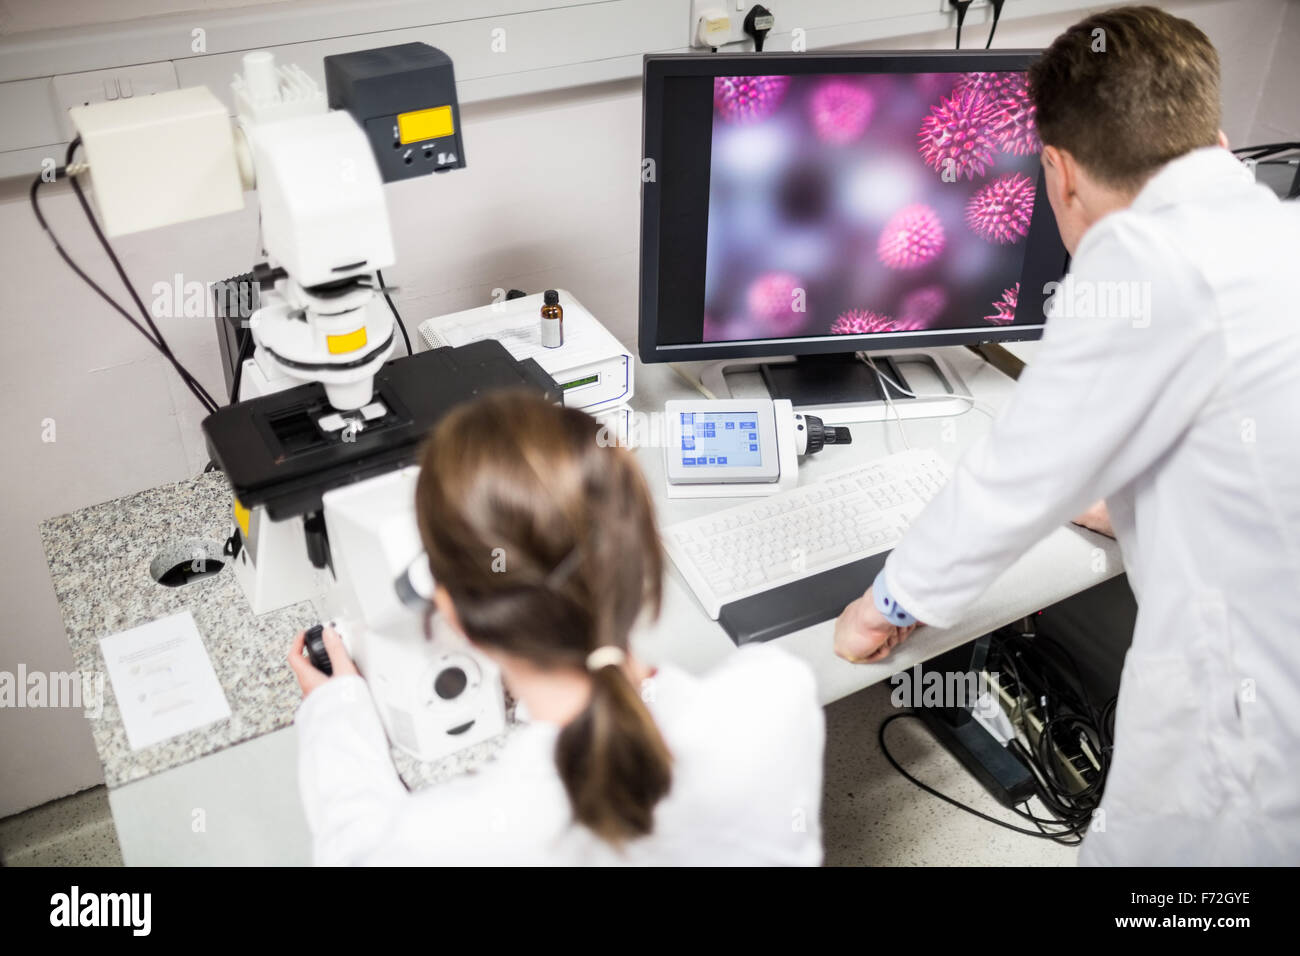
[679,411,763,468]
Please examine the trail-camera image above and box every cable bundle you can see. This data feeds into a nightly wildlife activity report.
[880,623,1117,846]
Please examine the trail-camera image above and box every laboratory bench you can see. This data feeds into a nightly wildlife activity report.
[39,343,1122,865]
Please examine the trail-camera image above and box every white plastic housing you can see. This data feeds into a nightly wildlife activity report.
[249,284,395,409]
[319,467,507,760]
[232,51,325,125]
[664,399,800,499]
[248,109,394,287]
[69,86,244,237]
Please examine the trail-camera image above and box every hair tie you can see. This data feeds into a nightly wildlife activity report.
[586,646,626,672]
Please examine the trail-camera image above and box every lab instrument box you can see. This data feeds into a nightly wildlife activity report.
[419,290,633,413]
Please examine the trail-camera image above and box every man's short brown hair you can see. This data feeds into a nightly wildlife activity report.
[1028,5,1221,192]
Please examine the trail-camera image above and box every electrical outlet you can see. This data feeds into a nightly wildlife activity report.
[691,0,744,49]
[51,62,179,140]
[939,0,995,11]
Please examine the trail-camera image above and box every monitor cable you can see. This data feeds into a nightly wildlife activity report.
[857,351,998,418]
[984,0,1006,48]
[949,0,973,50]
[743,5,774,52]
[862,353,911,451]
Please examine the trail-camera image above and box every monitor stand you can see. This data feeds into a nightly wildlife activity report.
[759,352,908,407]
[693,348,975,425]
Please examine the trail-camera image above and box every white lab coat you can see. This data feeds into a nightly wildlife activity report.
[295,643,825,865]
[884,147,1300,865]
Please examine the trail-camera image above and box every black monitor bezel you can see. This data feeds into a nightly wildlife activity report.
[638,49,1069,364]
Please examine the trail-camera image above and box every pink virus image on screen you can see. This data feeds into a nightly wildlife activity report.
[714,75,792,123]
[954,71,1020,99]
[993,85,1040,155]
[986,283,1019,325]
[965,173,1036,244]
[747,271,806,333]
[957,72,1041,156]
[809,79,875,144]
[917,88,999,181]
[831,309,896,335]
[899,286,948,327]
[877,204,946,270]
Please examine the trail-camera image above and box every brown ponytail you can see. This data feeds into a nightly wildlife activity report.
[556,662,673,843]
[415,391,672,844]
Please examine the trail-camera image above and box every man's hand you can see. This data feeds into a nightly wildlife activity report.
[288,626,359,698]
[1072,499,1115,538]
[834,587,917,663]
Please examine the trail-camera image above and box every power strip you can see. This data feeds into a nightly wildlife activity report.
[984,670,1101,795]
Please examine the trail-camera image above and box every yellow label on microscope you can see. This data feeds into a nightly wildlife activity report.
[327,327,368,354]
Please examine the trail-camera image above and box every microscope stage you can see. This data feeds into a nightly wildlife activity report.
[203,339,558,520]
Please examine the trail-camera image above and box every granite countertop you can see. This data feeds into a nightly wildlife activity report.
[39,470,512,791]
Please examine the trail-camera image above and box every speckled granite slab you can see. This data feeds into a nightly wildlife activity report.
[39,471,512,791]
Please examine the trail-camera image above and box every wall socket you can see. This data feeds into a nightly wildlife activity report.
[51,63,179,140]
[690,1,749,49]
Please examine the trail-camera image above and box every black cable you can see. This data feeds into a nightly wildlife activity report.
[990,629,1112,824]
[1231,141,1300,159]
[228,326,255,404]
[30,152,218,414]
[984,0,1006,49]
[877,712,1089,843]
[63,139,219,412]
[743,5,773,52]
[376,267,413,355]
[877,625,1120,847]
[949,0,973,50]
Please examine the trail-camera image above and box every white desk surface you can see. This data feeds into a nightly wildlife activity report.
[108,341,1122,866]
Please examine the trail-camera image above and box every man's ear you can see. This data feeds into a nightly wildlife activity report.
[1217,129,1230,149]
[1044,144,1078,201]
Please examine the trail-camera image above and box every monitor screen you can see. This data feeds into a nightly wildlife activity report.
[639,52,1069,364]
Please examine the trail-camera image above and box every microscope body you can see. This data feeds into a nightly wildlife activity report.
[316,468,508,760]
[69,45,508,762]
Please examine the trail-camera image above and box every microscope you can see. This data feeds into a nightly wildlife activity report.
[65,43,549,761]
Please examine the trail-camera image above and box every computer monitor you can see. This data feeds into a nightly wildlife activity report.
[638,51,1069,406]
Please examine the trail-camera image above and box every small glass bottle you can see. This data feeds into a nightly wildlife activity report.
[540,289,563,348]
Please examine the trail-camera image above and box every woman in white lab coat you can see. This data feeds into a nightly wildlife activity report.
[835,6,1300,864]
[288,392,825,865]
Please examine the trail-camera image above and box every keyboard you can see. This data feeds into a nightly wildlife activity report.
[662,448,951,644]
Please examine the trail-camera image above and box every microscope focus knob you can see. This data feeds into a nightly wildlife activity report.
[304,624,333,675]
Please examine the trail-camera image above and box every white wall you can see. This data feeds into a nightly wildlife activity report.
[0,0,291,35]
[1248,0,1300,146]
[2,0,1296,817]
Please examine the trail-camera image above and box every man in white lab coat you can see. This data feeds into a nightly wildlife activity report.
[834,5,1300,865]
